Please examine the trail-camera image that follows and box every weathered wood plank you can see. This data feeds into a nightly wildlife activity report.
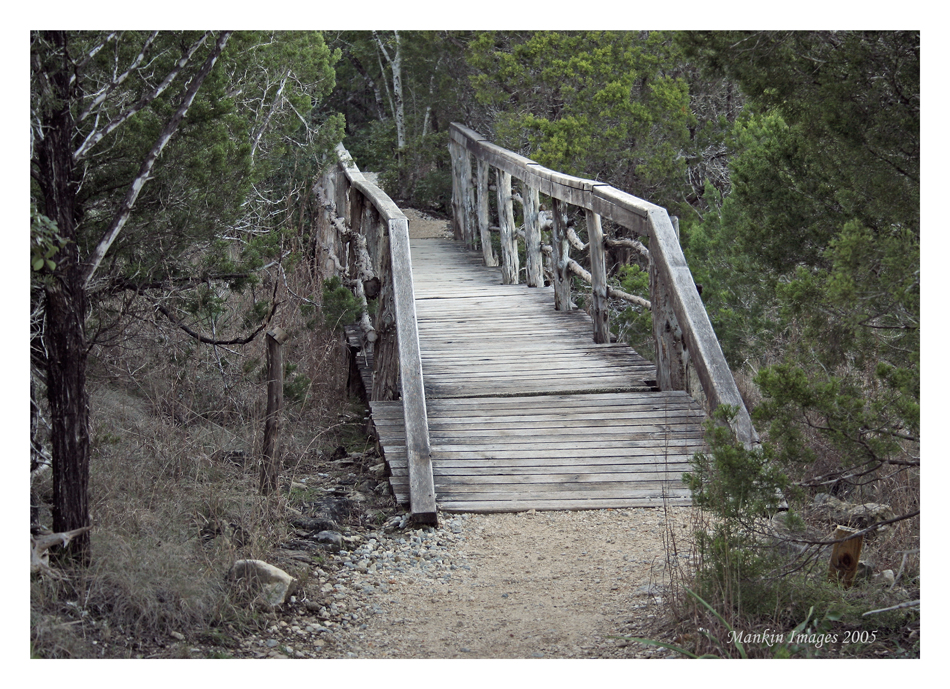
[385,455,699,471]
[436,497,692,512]
[388,215,437,524]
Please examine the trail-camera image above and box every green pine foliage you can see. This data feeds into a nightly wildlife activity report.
[675,31,919,647]
[320,276,363,332]
[468,31,693,208]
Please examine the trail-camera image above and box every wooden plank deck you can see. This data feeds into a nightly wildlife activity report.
[368,238,706,512]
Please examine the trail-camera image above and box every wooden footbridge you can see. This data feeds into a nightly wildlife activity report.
[315,124,756,526]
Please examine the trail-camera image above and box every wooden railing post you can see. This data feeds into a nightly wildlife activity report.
[476,157,498,267]
[650,257,688,391]
[348,183,364,261]
[496,169,519,284]
[586,210,609,343]
[523,181,543,287]
[550,198,572,310]
[462,148,477,250]
[372,213,400,401]
[449,140,464,242]
[261,326,289,495]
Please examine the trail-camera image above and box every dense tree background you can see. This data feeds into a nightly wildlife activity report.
[681,31,919,479]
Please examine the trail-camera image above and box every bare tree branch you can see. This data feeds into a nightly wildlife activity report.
[250,71,290,160]
[154,280,280,347]
[779,509,920,547]
[72,32,211,162]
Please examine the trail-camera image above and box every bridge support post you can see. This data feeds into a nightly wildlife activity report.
[551,198,572,310]
[449,140,465,243]
[372,215,400,402]
[462,150,477,250]
[650,266,689,391]
[261,326,289,495]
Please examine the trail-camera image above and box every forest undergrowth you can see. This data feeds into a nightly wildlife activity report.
[29,257,388,658]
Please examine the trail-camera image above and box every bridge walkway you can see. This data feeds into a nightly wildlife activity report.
[367,238,706,512]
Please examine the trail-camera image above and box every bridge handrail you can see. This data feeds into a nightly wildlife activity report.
[448,123,757,448]
[318,143,437,525]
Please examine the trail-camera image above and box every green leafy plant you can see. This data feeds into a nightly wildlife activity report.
[31,205,69,272]
[683,406,788,617]
[282,362,312,404]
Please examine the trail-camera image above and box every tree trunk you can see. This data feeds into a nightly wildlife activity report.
[35,34,92,563]
[373,31,405,151]
[45,272,91,564]
[390,32,405,151]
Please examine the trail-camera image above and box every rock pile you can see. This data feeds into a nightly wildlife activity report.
[227,514,475,658]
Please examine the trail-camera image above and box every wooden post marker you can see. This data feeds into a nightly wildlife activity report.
[261,326,289,495]
[828,525,864,588]
[496,169,519,284]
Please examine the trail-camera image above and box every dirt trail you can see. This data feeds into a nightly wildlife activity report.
[351,508,693,659]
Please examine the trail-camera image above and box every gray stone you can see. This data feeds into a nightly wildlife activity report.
[290,515,340,534]
[316,530,343,552]
[228,559,297,610]
[812,494,895,529]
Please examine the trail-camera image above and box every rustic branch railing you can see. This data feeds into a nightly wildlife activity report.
[448,123,757,448]
[315,144,437,525]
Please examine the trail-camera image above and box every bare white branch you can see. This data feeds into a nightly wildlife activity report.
[73,32,210,162]
[250,71,290,160]
[83,32,232,287]
[78,31,158,122]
